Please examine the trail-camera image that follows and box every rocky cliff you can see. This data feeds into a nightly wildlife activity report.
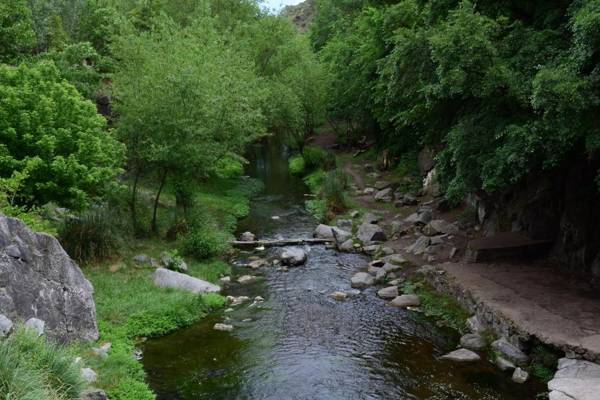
[0,214,98,342]
[281,0,315,32]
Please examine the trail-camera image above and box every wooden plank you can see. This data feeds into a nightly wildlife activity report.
[229,238,333,247]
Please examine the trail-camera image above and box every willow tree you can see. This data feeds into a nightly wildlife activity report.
[112,17,266,233]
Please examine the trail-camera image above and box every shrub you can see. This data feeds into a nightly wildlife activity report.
[0,327,84,400]
[322,170,349,215]
[60,206,120,264]
[288,154,306,175]
[303,145,331,170]
[181,226,230,260]
[303,169,326,193]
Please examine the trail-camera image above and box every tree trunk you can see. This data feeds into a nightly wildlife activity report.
[151,169,168,235]
[131,166,141,234]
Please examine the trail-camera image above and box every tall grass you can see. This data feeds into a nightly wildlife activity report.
[0,328,84,400]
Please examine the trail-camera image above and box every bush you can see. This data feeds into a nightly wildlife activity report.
[288,154,306,175]
[322,170,349,215]
[181,226,230,260]
[60,206,120,264]
[303,169,326,192]
[0,327,84,400]
[303,145,331,170]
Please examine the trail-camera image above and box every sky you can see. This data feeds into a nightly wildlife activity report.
[262,0,304,12]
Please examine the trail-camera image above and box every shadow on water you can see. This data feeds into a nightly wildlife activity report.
[142,139,545,399]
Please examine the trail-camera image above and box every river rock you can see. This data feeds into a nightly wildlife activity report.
[81,389,108,400]
[0,214,98,343]
[383,254,408,266]
[313,224,335,239]
[332,227,352,243]
[374,268,386,283]
[336,219,353,230]
[153,268,221,294]
[339,239,355,252]
[237,275,257,285]
[440,348,481,362]
[350,210,360,218]
[495,356,516,371]
[374,188,393,203]
[280,247,307,266]
[351,272,375,288]
[391,220,411,237]
[512,367,529,384]
[377,286,398,299]
[24,317,45,336]
[227,296,250,306]
[406,236,430,255]
[160,252,188,272]
[404,210,432,225]
[548,358,600,400]
[382,262,402,273]
[363,187,376,195]
[362,212,380,225]
[0,314,13,338]
[422,219,459,236]
[390,294,420,308]
[367,265,382,275]
[466,315,485,333]
[358,223,387,243]
[219,276,231,284]
[362,244,381,255]
[80,367,98,383]
[491,338,529,366]
[460,333,486,351]
[240,231,256,242]
[329,291,348,301]
[213,323,233,332]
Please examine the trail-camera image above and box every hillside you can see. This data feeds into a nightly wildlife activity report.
[281,0,315,32]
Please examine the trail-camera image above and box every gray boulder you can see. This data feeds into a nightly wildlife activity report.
[440,348,481,362]
[374,188,393,203]
[405,210,432,225]
[0,314,13,338]
[422,219,459,236]
[466,315,485,333]
[24,317,45,336]
[362,212,380,225]
[548,358,600,400]
[80,389,108,400]
[460,333,486,351]
[313,224,335,239]
[160,252,188,272]
[332,227,352,244]
[406,236,430,255]
[153,268,220,294]
[338,239,355,252]
[132,254,149,264]
[280,247,307,266]
[390,294,421,308]
[357,223,387,243]
[512,367,529,384]
[80,368,98,383]
[0,215,98,343]
[491,338,529,366]
[336,219,353,230]
[351,272,375,288]
[377,286,398,299]
[240,231,256,242]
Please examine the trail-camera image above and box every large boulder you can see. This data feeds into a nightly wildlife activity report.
[548,358,600,400]
[313,224,335,239]
[280,247,307,266]
[357,223,387,243]
[0,215,98,343]
[491,338,529,366]
[153,268,221,294]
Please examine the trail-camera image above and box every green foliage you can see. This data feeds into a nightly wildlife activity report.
[0,62,124,209]
[303,169,327,192]
[0,0,36,62]
[529,343,560,382]
[288,155,306,175]
[322,169,349,214]
[313,0,600,200]
[0,327,84,400]
[302,145,331,170]
[59,206,120,264]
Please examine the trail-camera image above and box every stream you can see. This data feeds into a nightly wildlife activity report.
[142,140,543,399]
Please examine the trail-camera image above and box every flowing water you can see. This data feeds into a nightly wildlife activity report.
[142,140,543,399]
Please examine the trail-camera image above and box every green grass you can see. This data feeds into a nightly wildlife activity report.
[84,257,228,400]
[0,328,84,400]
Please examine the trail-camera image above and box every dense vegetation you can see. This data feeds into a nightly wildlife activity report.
[311,0,600,203]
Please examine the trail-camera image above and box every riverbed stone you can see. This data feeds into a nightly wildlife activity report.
[382,262,402,273]
[377,286,398,299]
[512,367,529,384]
[362,244,381,255]
[405,210,432,225]
[374,188,393,203]
[339,239,355,252]
[390,294,421,308]
[548,358,600,400]
[313,224,335,239]
[440,348,481,362]
[227,296,250,306]
[422,220,459,236]
[383,254,408,266]
[367,265,382,275]
[495,356,516,371]
[219,276,231,284]
[358,223,387,243]
[407,236,430,255]
[240,231,256,242]
[213,323,233,332]
[0,215,98,343]
[237,275,257,285]
[154,268,221,294]
[0,314,13,338]
[459,333,487,351]
[363,187,376,195]
[329,291,348,301]
[351,272,375,288]
[374,268,387,283]
[332,227,352,243]
[466,315,485,333]
[280,247,307,266]
[491,338,529,366]
[24,318,45,336]
[362,212,380,225]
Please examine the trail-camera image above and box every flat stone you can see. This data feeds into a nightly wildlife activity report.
[80,367,98,383]
[362,244,380,255]
[548,358,600,400]
[240,231,256,241]
[382,254,408,266]
[460,333,487,351]
[24,318,45,336]
[153,268,221,294]
[0,314,13,338]
[466,315,485,333]
[329,291,348,301]
[407,236,430,255]
[390,294,420,308]
[213,323,233,332]
[491,338,529,366]
[512,367,529,384]
[440,348,481,362]
[377,286,398,299]
[351,272,375,288]
[237,275,257,285]
[357,223,387,243]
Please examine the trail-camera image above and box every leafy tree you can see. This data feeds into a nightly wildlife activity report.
[0,0,36,62]
[0,61,124,209]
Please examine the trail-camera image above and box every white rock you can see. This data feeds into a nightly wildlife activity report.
[219,276,231,284]
[377,286,398,299]
[512,367,529,384]
[460,333,486,351]
[440,348,481,362]
[548,358,600,400]
[153,268,221,294]
[495,356,516,371]
[92,342,111,359]
[24,318,45,336]
[237,275,257,285]
[213,323,233,332]
[226,296,250,306]
[0,314,13,338]
[329,291,348,301]
[390,294,420,308]
[80,367,98,383]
